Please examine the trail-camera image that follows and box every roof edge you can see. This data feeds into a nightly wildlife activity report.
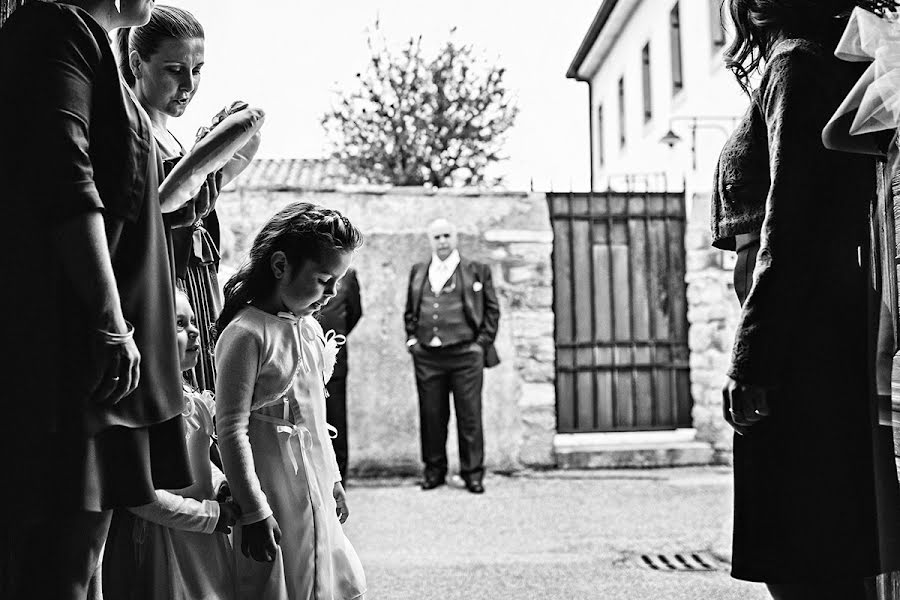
[566,0,619,81]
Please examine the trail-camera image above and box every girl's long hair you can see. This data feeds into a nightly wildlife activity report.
[116,5,204,87]
[724,0,855,95]
[216,203,363,334]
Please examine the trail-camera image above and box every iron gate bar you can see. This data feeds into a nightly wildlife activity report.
[588,191,598,429]
[664,190,676,429]
[606,191,619,428]
[643,189,659,427]
[625,189,636,428]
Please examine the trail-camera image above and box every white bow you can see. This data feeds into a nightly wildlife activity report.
[275,422,313,475]
[321,329,346,384]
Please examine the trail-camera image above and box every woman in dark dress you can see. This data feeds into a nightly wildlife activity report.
[713,1,900,598]
[0,2,195,598]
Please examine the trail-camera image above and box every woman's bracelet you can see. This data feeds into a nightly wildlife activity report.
[96,320,135,346]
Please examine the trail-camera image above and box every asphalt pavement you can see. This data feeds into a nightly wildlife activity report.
[341,467,770,600]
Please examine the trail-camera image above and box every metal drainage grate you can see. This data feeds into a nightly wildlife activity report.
[638,553,719,572]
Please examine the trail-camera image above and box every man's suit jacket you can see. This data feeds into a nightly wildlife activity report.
[317,269,362,379]
[404,257,501,368]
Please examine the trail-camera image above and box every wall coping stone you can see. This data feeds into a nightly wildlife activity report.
[484,229,554,243]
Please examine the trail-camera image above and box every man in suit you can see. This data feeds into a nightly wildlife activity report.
[404,219,500,494]
[317,268,362,480]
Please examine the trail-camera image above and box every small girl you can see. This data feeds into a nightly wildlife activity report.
[215,202,367,599]
[103,289,241,600]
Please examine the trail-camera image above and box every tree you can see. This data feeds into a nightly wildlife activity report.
[322,23,519,188]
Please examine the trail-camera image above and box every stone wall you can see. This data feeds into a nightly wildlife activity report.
[216,187,557,475]
[684,192,740,460]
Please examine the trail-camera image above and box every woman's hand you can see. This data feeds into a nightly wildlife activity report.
[201,169,223,219]
[214,499,241,535]
[215,481,232,503]
[241,515,281,562]
[165,170,222,226]
[722,377,770,435]
[334,482,350,524]
[89,323,141,407]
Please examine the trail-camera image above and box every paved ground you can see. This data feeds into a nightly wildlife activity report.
[341,467,770,600]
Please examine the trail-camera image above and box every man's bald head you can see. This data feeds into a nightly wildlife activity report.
[427,219,458,260]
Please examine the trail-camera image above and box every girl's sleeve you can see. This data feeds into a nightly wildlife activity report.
[728,48,835,386]
[215,323,273,525]
[129,492,220,535]
[210,460,228,494]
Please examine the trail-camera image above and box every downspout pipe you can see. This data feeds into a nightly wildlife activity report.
[587,80,594,192]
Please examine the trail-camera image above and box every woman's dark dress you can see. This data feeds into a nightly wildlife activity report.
[712,37,900,582]
[0,2,191,512]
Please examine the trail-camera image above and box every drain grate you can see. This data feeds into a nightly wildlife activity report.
[637,553,719,572]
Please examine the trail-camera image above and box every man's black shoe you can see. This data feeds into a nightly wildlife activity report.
[464,480,485,494]
[420,477,445,490]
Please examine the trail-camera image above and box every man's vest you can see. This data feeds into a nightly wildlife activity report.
[416,268,475,347]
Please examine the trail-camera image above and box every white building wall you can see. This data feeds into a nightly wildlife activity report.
[580,0,748,192]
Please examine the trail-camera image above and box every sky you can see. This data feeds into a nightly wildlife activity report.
[164,1,600,191]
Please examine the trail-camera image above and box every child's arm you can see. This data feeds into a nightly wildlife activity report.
[210,459,228,497]
[215,324,272,525]
[129,491,224,534]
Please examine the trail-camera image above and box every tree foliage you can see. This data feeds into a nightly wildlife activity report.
[322,23,519,188]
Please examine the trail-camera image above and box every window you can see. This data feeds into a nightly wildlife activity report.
[709,0,726,51]
[597,104,605,167]
[617,77,626,148]
[641,42,652,122]
[670,2,684,95]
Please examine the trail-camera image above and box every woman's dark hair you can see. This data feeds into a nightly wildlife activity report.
[724,0,856,95]
[857,0,900,14]
[116,5,204,87]
[216,203,364,333]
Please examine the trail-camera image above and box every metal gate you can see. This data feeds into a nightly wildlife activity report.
[548,190,693,433]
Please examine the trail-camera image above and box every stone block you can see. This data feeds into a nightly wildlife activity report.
[517,358,555,383]
[511,311,555,339]
[508,265,536,284]
[522,286,553,310]
[519,383,555,409]
[686,252,717,272]
[685,229,711,251]
[490,247,510,261]
[688,322,719,352]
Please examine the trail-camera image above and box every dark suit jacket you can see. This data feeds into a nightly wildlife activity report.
[404,257,500,368]
[317,269,362,379]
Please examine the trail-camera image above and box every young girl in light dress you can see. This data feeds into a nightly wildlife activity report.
[215,202,367,600]
[103,289,241,599]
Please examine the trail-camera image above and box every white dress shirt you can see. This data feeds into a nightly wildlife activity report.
[428,249,460,295]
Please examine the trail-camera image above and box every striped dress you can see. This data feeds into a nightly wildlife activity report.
[158,132,222,392]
